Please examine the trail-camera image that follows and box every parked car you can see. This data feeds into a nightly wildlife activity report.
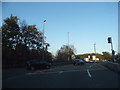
[26,60,52,70]
[73,59,85,65]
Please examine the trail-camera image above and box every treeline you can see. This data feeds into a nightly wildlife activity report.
[76,52,119,62]
[2,15,52,68]
[76,52,109,61]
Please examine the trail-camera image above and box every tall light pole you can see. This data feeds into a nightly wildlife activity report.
[68,32,70,61]
[42,20,46,61]
[93,43,96,62]
[94,43,96,54]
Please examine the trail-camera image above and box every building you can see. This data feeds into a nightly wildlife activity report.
[84,55,99,62]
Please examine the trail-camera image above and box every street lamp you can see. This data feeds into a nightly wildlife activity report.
[42,20,46,61]
[93,43,96,62]
[68,32,70,61]
[94,43,96,54]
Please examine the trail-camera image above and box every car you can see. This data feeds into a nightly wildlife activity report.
[108,59,112,62]
[73,59,85,65]
[26,60,52,70]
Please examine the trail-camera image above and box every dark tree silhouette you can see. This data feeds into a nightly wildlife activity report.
[2,15,52,68]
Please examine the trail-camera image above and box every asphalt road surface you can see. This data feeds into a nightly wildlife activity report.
[2,62,120,88]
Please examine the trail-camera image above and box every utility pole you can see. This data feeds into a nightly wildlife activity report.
[94,43,96,54]
[68,32,70,61]
[42,20,46,61]
[93,43,96,62]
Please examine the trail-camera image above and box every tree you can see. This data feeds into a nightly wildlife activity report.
[19,21,43,50]
[102,52,112,60]
[56,45,76,61]
[2,15,20,66]
[2,15,52,68]
[2,14,20,49]
[76,53,104,61]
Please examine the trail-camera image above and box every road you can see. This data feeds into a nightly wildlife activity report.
[2,62,120,88]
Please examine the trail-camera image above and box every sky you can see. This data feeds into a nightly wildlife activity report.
[2,2,118,55]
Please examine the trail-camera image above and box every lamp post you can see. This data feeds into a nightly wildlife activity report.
[68,32,70,61]
[42,20,46,61]
[93,43,96,62]
[94,43,96,54]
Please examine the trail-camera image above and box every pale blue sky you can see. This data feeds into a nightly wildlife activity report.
[2,2,118,55]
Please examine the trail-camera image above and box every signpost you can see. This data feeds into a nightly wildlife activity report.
[107,37,115,62]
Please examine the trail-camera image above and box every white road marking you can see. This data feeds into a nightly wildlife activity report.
[87,69,92,78]
[26,69,83,75]
[25,72,36,75]
[59,71,63,74]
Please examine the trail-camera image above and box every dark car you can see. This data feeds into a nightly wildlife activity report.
[73,59,85,65]
[26,60,52,70]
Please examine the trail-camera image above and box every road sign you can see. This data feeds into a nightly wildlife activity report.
[72,54,75,59]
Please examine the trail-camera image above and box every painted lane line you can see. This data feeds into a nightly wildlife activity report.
[59,71,63,74]
[87,69,92,78]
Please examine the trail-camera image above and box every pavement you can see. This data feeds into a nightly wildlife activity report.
[102,62,120,73]
[2,62,120,88]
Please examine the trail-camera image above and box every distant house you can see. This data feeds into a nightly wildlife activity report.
[84,55,99,62]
